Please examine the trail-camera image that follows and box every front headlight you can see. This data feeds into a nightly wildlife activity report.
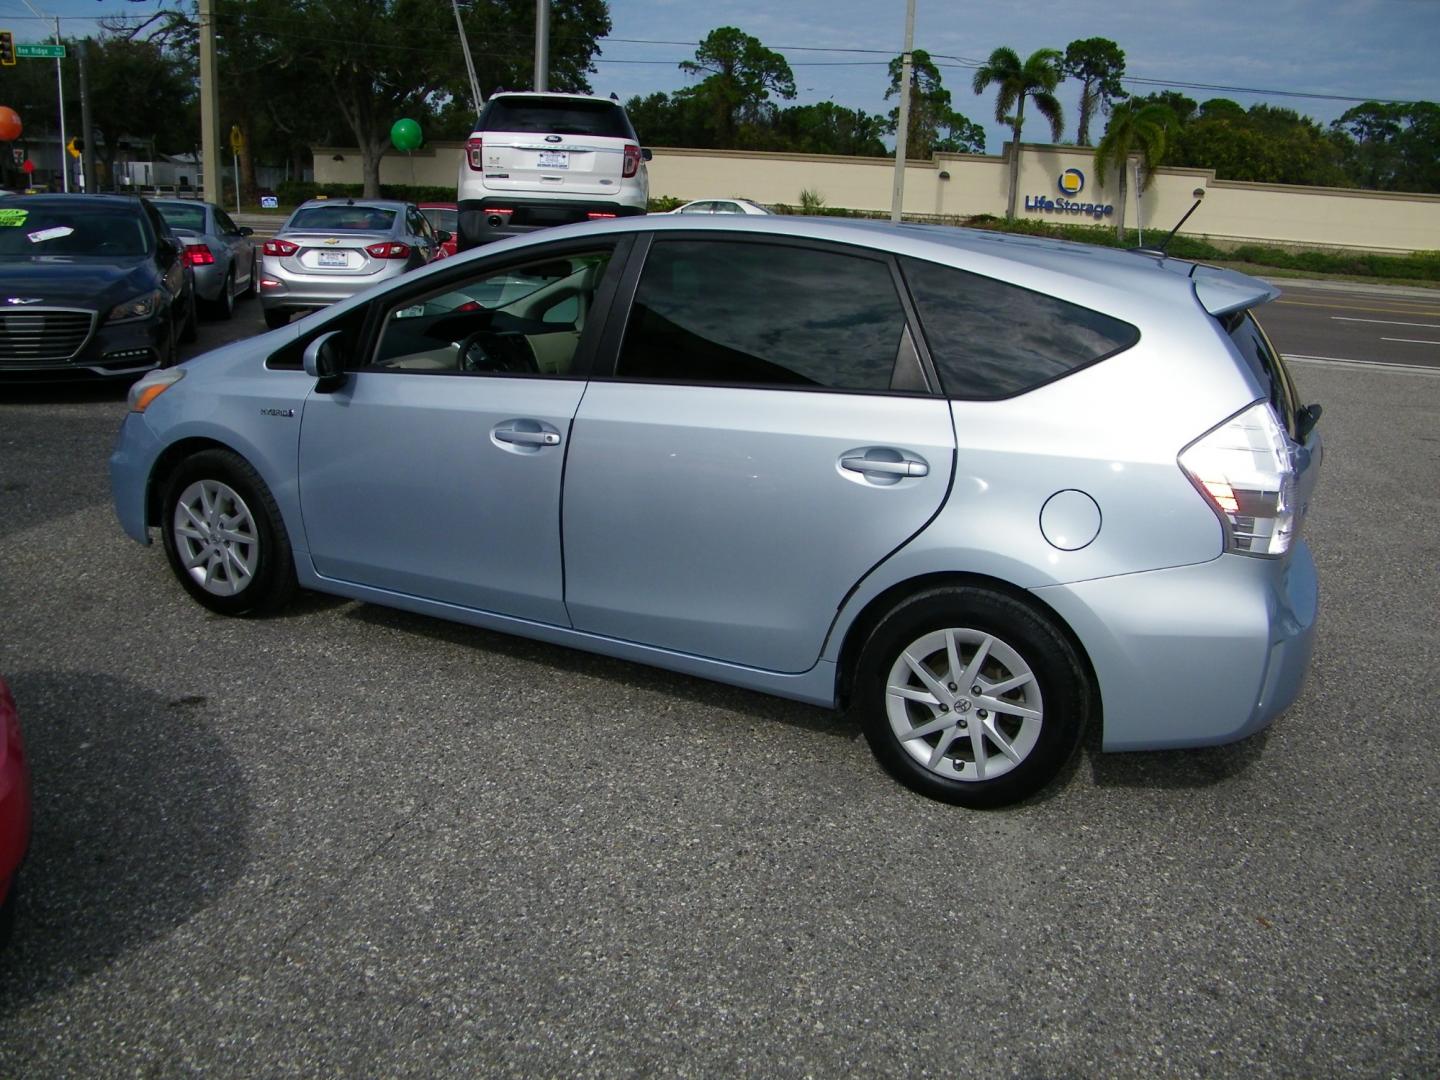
[105,289,165,323]
[127,368,185,412]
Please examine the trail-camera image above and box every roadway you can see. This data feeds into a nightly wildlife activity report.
[1253,280,1440,371]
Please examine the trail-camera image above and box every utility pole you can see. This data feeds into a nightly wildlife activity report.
[18,1,66,192]
[77,39,95,192]
[199,0,220,202]
[452,0,483,114]
[533,0,549,92]
[889,0,916,223]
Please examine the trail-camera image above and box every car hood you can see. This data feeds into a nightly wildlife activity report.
[0,256,158,312]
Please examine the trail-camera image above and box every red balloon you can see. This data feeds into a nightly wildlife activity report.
[0,107,20,142]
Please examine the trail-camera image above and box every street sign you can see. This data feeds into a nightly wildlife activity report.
[21,159,34,174]
[229,125,245,154]
[16,44,66,59]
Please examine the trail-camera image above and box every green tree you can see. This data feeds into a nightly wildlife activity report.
[772,102,889,156]
[1331,101,1439,192]
[972,46,1065,219]
[83,35,196,190]
[1062,37,1127,146]
[678,27,796,148]
[1170,101,1351,187]
[1094,100,1175,240]
[884,49,985,158]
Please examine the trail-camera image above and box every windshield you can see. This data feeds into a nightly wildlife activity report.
[156,203,207,232]
[288,205,397,232]
[421,207,457,234]
[0,204,152,257]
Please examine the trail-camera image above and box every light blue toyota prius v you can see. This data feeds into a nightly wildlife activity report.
[111,214,1322,807]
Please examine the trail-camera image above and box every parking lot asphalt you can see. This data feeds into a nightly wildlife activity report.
[1,291,1437,1077]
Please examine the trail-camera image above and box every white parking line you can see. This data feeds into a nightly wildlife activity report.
[1380,337,1440,345]
[1284,354,1440,376]
[1332,316,1440,329]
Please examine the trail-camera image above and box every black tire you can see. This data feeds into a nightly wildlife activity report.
[179,290,199,343]
[205,270,235,320]
[854,586,1090,808]
[263,307,290,330]
[0,878,16,950]
[159,449,297,616]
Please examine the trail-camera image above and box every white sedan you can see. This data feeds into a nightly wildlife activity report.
[667,198,771,216]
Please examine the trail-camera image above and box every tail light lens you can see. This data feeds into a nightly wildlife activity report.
[263,238,299,257]
[183,244,215,266]
[466,136,483,170]
[622,143,641,178]
[365,242,410,259]
[1179,401,1298,557]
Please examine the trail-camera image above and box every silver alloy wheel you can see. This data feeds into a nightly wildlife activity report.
[884,627,1044,782]
[171,479,260,596]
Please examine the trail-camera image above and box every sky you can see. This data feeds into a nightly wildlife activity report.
[3,0,1438,152]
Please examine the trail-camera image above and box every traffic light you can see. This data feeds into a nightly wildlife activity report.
[0,31,15,67]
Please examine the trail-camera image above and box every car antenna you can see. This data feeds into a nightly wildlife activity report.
[1144,187,1206,256]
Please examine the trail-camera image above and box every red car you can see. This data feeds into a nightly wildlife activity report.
[418,201,459,260]
[0,677,30,946]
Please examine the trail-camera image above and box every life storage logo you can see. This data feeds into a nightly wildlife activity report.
[1023,167,1114,220]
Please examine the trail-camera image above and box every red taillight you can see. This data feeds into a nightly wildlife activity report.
[455,301,481,312]
[622,143,641,178]
[466,136,483,170]
[263,238,299,257]
[487,208,514,216]
[586,211,617,220]
[183,244,215,266]
[365,242,410,260]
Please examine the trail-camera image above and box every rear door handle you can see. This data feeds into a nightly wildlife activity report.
[841,456,928,478]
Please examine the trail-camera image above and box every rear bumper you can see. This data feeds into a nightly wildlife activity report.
[258,256,409,313]
[1033,543,1319,750]
[457,199,646,249]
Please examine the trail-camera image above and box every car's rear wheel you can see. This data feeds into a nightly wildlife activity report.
[160,450,296,616]
[855,586,1090,808]
[263,308,290,330]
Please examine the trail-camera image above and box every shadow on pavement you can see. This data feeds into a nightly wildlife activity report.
[0,670,249,1012]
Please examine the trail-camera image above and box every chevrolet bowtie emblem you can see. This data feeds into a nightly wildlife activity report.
[4,297,44,305]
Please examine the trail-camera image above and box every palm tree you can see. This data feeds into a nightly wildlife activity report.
[1094,101,1176,241]
[972,47,1065,220]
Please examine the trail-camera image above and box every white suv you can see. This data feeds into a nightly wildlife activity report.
[456,92,650,250]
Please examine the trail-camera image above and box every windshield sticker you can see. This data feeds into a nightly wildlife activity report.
[0,208,28,227]
[27,226,75,244]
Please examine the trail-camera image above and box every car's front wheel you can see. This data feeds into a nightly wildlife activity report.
[160,449,296,616]
[855,586,1090,808]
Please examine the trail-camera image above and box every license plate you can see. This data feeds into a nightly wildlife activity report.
[536,151,568,169]
[317,251,349,267]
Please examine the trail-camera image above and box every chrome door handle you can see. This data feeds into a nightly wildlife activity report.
[494,428,560,447]
[841,456,928,478]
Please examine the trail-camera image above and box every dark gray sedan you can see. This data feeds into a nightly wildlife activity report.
[153,199,257,321]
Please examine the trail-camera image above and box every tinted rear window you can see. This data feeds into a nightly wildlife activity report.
[1226,310,1300,438]
[155,203,207,232]
[288,205,397,231]
[479,97,635,139]
[901,256,1138,399]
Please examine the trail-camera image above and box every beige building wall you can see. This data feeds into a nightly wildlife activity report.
[311,141,1440,254]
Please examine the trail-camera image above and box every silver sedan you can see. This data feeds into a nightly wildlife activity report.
[152,199,257,321]
[258,199,442,329]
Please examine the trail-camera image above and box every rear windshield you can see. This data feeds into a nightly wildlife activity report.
[288,205,397,231]
[478,97,635,139]
[0,204,152,257]
[1225,310,1301,439]
[156,203,207,232]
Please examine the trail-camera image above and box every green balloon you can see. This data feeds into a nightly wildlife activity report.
[390,119,422,152]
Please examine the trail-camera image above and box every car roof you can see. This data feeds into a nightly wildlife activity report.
[418,201,457,210]
[487,91,619,104]
[474,214,1274,321]
[7,193,149,211]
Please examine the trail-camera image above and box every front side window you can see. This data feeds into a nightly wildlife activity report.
[901,256,1138,399]
[615,240,908,392]
[369,249,613,376]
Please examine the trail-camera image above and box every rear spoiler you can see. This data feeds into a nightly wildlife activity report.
[1189,263,1280,317]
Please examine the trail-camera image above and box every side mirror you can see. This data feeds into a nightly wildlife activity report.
[641,148,653,162]
[1296,402,1323,443]
[436,230,452,244]
[302,330,348,393]
[239,226,254,237]
[157,237,179,267]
